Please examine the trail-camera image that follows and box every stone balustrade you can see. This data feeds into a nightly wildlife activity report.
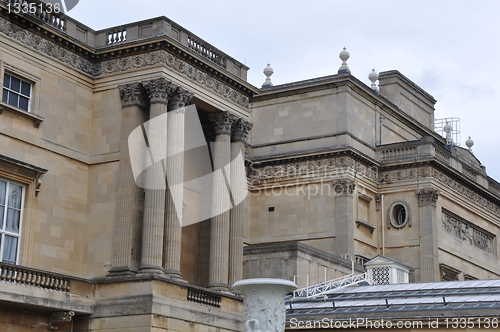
[3,0,65,30]
[187,287,222,308]
[0,0,248,78]
[0,262,70,292]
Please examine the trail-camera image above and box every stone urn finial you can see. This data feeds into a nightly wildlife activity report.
[338,47,351,74]
[233,278,297,332]
[262,64,274,88]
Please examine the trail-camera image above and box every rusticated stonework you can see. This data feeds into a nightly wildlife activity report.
[168,87,194,111]
[251,156,378,181]
[332,179,356,196]
[0,18,250,108]
[442,213,493,254]
[416,188,439,206]
[143,78,177,104]
[208,112,240,136]
[232,119,253,143]
[118,82,147,108]
[0,17,99,76]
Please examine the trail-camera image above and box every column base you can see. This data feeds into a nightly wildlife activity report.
[164,269,184,280]
[138,264,165,276]
[107,267,137,278]
[207,282,230,292]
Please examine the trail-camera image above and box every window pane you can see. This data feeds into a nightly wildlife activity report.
[19,97,29,111]
[3,236,18,264]
[6,208,20,233]
[21,81,30,97]
[7,92,18,108]
[10,76,20,92]
[3,74,10,88]
[2,89,8,103]
[8,184,22,209]
[0,180,6,206]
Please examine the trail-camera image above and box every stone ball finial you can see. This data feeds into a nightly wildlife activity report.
[369,68,379,92]
[465,136,474,151]
[338,47,351,74]
[262,63,274,88]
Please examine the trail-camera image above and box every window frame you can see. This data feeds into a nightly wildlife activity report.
[2,72,32,112]
[0,61,43,128]
[0,177,25,265]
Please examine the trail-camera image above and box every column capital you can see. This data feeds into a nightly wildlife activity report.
[416,188,439,206]
[169,87,194,112]
[119,82,147,108]
[231,119,253,143]
[143,77,177,105]
[332,179,356,196]
[208,112,239,136]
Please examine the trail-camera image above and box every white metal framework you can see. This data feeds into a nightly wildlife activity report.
[293,273,372,299]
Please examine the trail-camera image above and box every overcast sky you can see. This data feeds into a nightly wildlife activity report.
[69,0,500,180]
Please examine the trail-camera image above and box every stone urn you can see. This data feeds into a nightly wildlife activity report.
[232,278,297,332]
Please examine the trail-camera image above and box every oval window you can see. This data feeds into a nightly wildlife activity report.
[388,201,411,228]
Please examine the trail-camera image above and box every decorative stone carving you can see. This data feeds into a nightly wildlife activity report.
[442,213,493,254]
[251,156,378,181]
[332,179,356,196]
[232,278,297,332]
[100,51,250,107]
[416,188,439,206]
[0,18,99,76]
[232,119,253,143]
[143,78,177,105]
[168,87,194,111]
[48,311,74,330]
[208,112,240,136]
[118,82,147,108]
[379,167,430,182]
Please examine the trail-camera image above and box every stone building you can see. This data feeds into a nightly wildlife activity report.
[0,0,499,331]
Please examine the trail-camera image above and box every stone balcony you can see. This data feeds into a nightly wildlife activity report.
[376,136,500,195]
[0,262,244,331]
[0,0,248,80]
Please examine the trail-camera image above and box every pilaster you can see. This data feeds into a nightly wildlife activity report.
[333,179,356,261]
[416,188,440,282]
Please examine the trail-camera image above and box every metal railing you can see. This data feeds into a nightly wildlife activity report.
[293,273,371,299]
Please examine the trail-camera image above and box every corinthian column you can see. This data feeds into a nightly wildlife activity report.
[163,87,193,279]
[207,111,239,291]
[139,78,177,274]
[228,119,253,286]
[416,188,440,282]
[108,82,147,277]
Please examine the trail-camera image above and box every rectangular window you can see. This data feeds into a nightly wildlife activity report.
[0,179,24,264]
[2,73,31,112]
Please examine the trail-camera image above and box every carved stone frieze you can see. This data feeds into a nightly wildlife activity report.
[0,17,99,76]
[442,213,493,254]
[142,78,177,104]
[0,18,250,108]
[332,179,356,196]
[208,112,240,136]
[100,50,250,107]
[118,82,147,108]
[168,87,194,111]
[416,188,439,206]
[379,167,431,182]
[231,119,253,143]
[430,168,500,216]
[251,155,378,181]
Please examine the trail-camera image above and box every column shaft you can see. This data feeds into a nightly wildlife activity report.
[333,179,356,261]
[109,83,147,276]
[417,188,440,282]
[140,102,168,273]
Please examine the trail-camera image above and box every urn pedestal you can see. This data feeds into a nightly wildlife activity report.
[232,278,297,332]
